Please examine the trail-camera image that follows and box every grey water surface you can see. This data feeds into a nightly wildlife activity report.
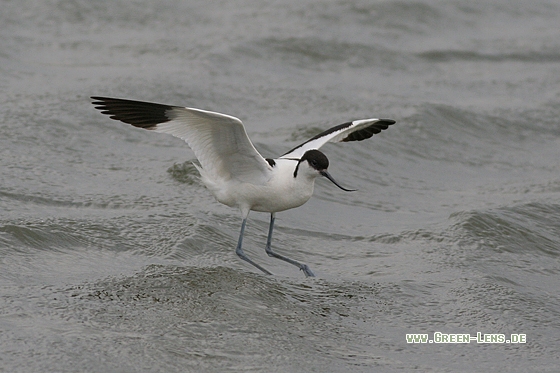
[1,0,560,372]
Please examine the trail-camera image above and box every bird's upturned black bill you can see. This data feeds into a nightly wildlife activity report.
[320,171,357,192]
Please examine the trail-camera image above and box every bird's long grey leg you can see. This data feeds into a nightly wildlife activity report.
[265,213,315,277]
[236,218,273,275]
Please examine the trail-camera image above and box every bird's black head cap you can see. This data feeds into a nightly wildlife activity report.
[301,149,329,171]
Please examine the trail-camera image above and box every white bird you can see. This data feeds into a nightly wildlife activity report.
[91,97,395,277]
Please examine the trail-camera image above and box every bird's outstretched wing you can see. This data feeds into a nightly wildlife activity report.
[91,97,271,183]
[280,118,396,159]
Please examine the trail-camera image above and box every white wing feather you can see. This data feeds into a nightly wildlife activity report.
[280,118,395,159]
[91,97,271,184]
[161,107,271,183]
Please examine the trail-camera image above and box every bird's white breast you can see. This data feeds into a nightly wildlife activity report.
[200,158,315,214]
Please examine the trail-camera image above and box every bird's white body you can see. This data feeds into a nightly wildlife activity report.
[91,96,395,276]
[197,158,315,215]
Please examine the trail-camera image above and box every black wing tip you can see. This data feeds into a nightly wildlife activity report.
[90,96,173,128]
[340,118,396,142]
[91,96,106,107]
[90,96,131,109]
[379,119,396,125]
[91,96,122,105]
